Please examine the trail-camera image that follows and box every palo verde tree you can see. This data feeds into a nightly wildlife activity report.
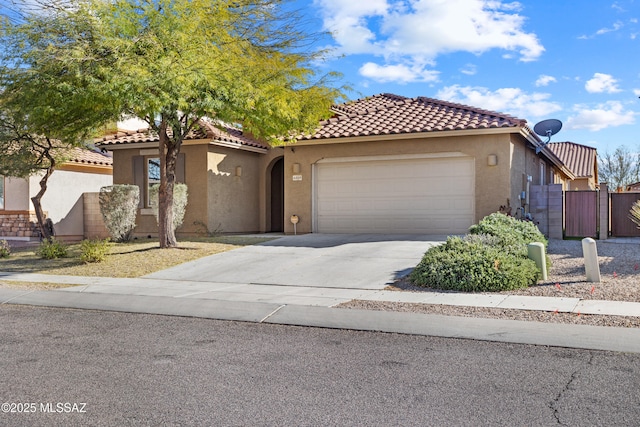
[0,4,121,240]
[2,0,346,247]
[87,0,346,248]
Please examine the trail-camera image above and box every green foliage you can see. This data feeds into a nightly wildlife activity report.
[410,235,540,292]
[80,238,112,263]
[469,212,548,249]
[36,238,68,260]
[99,185,140,242]
[2,0,348,247]
[0,240,10,258]
[410,213,548,292]
[149,183,188,232]
[630,200,640,229]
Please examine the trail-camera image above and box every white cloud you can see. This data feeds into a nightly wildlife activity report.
[535,75,557,87]
[612,2,626,12]
[566,101,636,131]
[585,73,622,93]
[314,0,389,54]
[596,21,624,35]
[435,85,562,119]
[634,89,640,97]
[316,0,544,83]
[460,64,477,76]
[359,62,439,84]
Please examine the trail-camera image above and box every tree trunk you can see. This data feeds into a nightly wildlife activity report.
[158,120,178,248]
[31,164,55,241]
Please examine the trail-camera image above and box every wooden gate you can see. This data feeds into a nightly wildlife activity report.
[611,193,640,237]
[565,191,598,238]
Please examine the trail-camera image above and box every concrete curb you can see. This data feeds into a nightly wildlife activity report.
[3,289,640,354]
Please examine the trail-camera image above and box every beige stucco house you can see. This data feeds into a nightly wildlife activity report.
[97,94,573,237]
[0,147,113,241]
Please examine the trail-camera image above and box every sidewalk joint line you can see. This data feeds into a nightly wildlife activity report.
[260,305,286,323]
[1,289,36,305]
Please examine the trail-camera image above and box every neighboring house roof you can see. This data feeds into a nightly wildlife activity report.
[626,182,640,191]
[546,142,597,178]
[96,121,268,152]
[301,93,527,140]
[66,147,113,167]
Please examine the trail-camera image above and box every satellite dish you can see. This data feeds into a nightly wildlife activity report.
[533,119,562,153]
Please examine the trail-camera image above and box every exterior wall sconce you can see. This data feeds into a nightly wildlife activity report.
[487,155,498,166]
[235,166,242,177]
[292,163,301,174]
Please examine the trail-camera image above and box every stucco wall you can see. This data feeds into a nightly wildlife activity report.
[112,142,262,237]
[3,177,30,211]
[31,169,112,241]
[207,147,262,233]
[568,177,595,191]
[510,136,550,220]
[282,133,515,234]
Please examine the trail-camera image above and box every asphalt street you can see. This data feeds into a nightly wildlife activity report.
[1,305,639,426]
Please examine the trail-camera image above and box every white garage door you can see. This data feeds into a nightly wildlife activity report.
[315,156,475,234]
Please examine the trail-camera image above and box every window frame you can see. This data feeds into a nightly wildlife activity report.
[145,157,161,208]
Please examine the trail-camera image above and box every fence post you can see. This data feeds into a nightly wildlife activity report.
[599,183,608,240]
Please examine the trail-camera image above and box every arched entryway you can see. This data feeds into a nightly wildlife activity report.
[269,157,284,232]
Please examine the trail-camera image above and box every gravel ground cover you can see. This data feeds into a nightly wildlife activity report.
[340,239,640,328]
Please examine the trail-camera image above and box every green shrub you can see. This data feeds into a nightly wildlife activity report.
[149,183,188,232]
[80,238,112,263]
[0,240,10,258]
[409,235,540,292]
[36,238,68,259]
[99,185,140,243]
[469,212,547,248]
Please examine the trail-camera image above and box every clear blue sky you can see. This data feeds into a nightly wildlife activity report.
[298,0,640,153]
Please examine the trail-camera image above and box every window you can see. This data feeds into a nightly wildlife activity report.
[147,157,160,207]
[539,161,546,185]
[0,176,4,210]
[133,154,184,210]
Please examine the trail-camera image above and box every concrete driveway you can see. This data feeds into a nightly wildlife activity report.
[145,234,446,290]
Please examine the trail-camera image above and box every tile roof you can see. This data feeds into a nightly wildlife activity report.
[65,147,113,167]
[546,142,597,178]
[96,121,268,151]
[301,93,528,140]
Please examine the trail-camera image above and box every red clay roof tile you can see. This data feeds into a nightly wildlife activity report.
[301,93,526,140]
[547,142,597,178]
[65,147,113,167]
[96,121,268,150]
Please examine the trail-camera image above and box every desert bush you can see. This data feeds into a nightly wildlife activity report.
[0,239,10,258]
[80,238,112,263]
[409,235,540,292]
[99,185,139,242]
[149,183,188,232]
[469,212,547,248]
[630,200,640,229]
[36,238,68,259]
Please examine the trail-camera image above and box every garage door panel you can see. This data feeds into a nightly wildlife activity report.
[316,157,474,234]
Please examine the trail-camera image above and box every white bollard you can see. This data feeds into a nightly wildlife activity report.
[527,242,548,281]
[582,237,601,283]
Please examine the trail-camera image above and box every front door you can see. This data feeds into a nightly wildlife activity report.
[270,158,284,232]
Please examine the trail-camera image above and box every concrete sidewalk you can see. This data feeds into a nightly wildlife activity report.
[2,271,640,354]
